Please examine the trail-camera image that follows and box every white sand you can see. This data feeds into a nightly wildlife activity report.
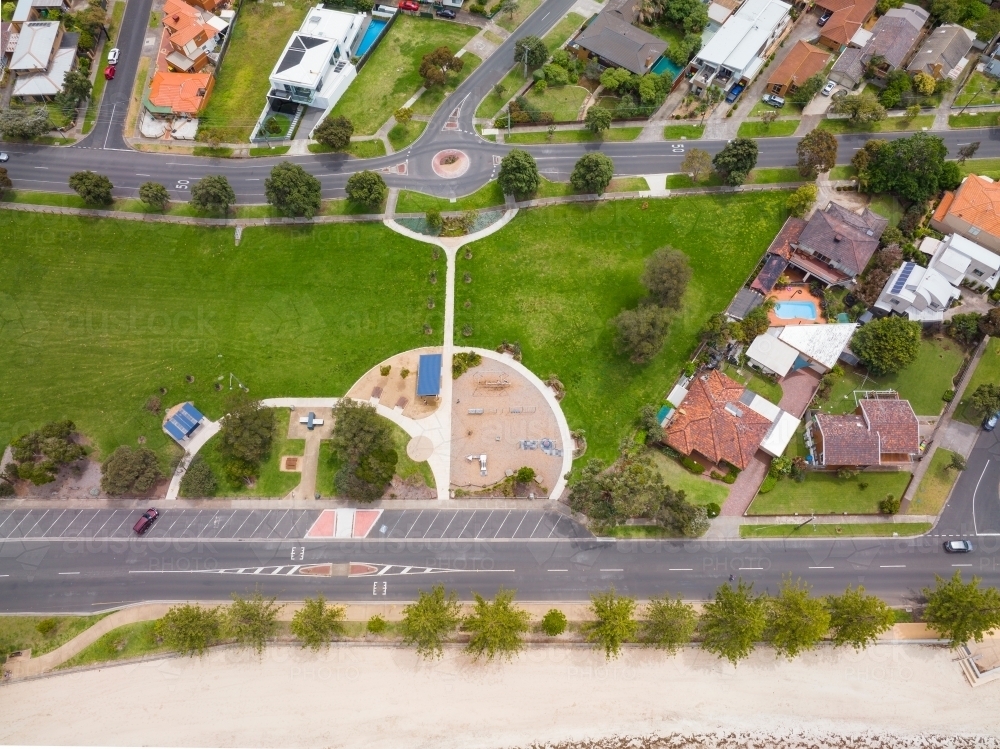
[3,643,998,747]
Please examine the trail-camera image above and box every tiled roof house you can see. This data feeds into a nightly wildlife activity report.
[830,4,927,88]
[932,174,1000,255]
[766,40,829,96]
[812,395,919,466]
[814,0,877,51]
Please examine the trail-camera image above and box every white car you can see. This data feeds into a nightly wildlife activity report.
[107,47,120,65]
[0,152,8,163]
[821,81,836,96]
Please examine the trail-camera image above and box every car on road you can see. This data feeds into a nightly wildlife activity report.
[0,153,8,163]
[108,47,120,65]
[817,9,833,25]
[104,65,115,81]
[762,93,785,108]
[944,540,974,553]
[133,508,159,535]
[435,7,456,17]
[822,80,836,96]
[398,0,419,9]
[984,411,1000,431]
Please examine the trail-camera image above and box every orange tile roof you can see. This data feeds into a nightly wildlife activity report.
[933,190,955,223]
[818,0,876,47]
[767,41,830,89]
[162,0,214,48]
[940,175,1000,237]
[149,70,213,114]
[664,370,773,470]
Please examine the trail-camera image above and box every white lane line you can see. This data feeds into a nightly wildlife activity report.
[73,510,103,537]
[600,568,624,572]
[879,565,906,568]
[39,508,67,536]
[547,515,564,538]
[738,567,764,570]
[0,575,9,578]
[266,508,291,539]
[22,510,50,537]
[541,11,549,19]
[509,511,528,539]
[107,514,133,537]
[136,173,151,176]
[33,166,49,169]
[492,510,512,539]
[669,568,694,571]
[403,510,424,538]
[953,563,973,567]
[246,178,260,181]
[548,569,568,572]
[973,459,989,536]
[249,510,276,538]
[436,511,459,539]
[421,511,441,538]
[89,510,120,537]
[58,571,80,575]
[0,511,18,534]
[455,511,475,538]
[528,513,545,538]
[809,566,834,569]
[230,511,255,537]
[212,510,239,537]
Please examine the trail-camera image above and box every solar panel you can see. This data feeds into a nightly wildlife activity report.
[164,420,187,442]
[181,402,204,423]
[890,262,915,294]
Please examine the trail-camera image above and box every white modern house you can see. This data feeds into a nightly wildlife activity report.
[921,233,1000,290]
[689,0,792,98]
[746,323,858,378]
[873,261,960,323]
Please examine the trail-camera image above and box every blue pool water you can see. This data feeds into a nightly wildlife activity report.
[651,55,681,78]
[774,301,819,320]
[356,18,387,57]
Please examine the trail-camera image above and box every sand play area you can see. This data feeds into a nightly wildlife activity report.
[3,643,998,747]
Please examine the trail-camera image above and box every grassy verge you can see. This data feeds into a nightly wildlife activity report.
[82,0,126,134]
[411,53,482,116]
[59,621,167,669]
[607,177,649,192]
[0,615,108,660]
[504,126,642,144]
[955,71,1000,107]
[667,172,724,189]
[601,525,675,538]
[748,471,912,515]
[908,448,961,516]
[496,0,543,32]
[544,12,585,52]
[749,167,811,184]
[949,113,996,129]
[347,140,387,158]
[663,124,704,139]
[521,84,589,121]
[818,115,935,134]
[647,449,729,506]
[396,181,506,212]
[192,146,235,158]
[740,522,932,538]
[736,119,800,138]
[958,158,1000,180]
[388,121,427,151]
[249,145,291,157]
[957,337,1000,424]
[828,165,857,179]
[476,67,528,120]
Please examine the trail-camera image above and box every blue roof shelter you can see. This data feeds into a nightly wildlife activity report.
[416,354,442,398]
[164,402,205,443]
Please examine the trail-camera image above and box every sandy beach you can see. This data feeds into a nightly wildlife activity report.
[3,642,998,747]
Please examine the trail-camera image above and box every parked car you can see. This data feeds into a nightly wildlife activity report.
[822,80,836,96]
[435,7,456,17]
[944,540,974,553]
[984,411,1000,431]
[398,0,419,10]
[107,47,120,65]
[104,65,116,81]
[133,508,159,535]
[725,83,744,104]
[762,93,785,108]
[0,153,8,163]
[817,9,833,25]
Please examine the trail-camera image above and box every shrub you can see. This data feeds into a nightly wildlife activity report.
[705,502,721,518]
[514,466,536,483]
[426,207,442,231]
[226,592,282,655]
[179,455,217,498]
[314,114,354,150]
[759,474,778,493]
[540,609,567,636]
[100,445,161,496]
[680,455,705,474]
[878,494,900,514]
[367,614,387,634]
[401,584,461,659]
[943,389,955,402]
[722,471,737,485]
[138,181,169,210]
[69,170,113,205]
[36,618,58,636]
[156,604,223,656]
[533,79,548,95]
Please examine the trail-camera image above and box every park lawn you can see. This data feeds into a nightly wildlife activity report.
[0,211,445,463]
[909,448,961,516]
[736,119,800,138]
[347,140,387,158]
[0,615,108,660]
[868,193,905,226]
[456,192,791,462]
[82,0,126,134]
[955,71,1000,107]
[748,167,812,184]
[608,177,649,192]
[388,120,427,151]
[667,172,724,188]
[663,124,704,139]
[950,112,996,129]
[496,0,543,32]
[198,0,312,142]
[411,53,482,116]
[476,67,528,119]
[523,84,589,121]
[59,621,168,669]
[818,115,934,134]
[648,449,730,507]
[747,470,912,515]
[396,181,506,212]
[828,165,857,179]
[545,12,586,52]
[329,16,477,134]
[602,525,676,538]
[740,522,931,538]
[956,337,1000,424]
[315,420,433,495]
[504,126,642,144]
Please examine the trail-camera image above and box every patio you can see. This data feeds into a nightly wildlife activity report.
[767,283,826,326]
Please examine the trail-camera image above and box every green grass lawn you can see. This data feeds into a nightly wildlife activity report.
[475,67,528,120]
[455,193,791,462]
[868,193,905,226]
[544,12,586,52]
[82,0,126,134]
[736,119,800,138]
[0,615,108,660]
[59,621,167,669]
[523,84,589,121]
[347,140,387,158]
[192,146,235,158]
[504,126,642,144]
[949,112,997,129]
[411,53,482,116]
[388,121,427,151]
[828,165,857,180]
[956,338,1000,424]
[667,172,725,189]
[0,211,445,462]
[635,20,683,45]
[748,470,912,515]
[648,449,730,506]
[329,16,477,134]
[748,167,811,184]
[249,145,291,157]
[748,99,805,117]
[396,181,506,213]
[496,0,543,32]
[955,71,1000,107]
[198,0,312,142]
[909,448,960,516]
[740,522,931,538]
[959,158,1000,180]
[663,124,705,139]
[818,115,935,134]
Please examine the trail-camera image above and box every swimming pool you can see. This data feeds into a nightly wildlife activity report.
[774,301,818,320]
[651,55,681,78]
[356,18,387,57]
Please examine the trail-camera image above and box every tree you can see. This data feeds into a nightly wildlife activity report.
[698,580,768,665]
[219,393,275,470]
[1,1,14,20]
[0,106,52,139]
[826,585,894,650]
[314,115,353,150]
[497,148,540,198]
[463,588,531,661]
[712,137,757,186]
[878,69,912,108]
[664,0,709,31]
[330,399,398,502]
[155,604,223,656]
[611,305,670,363]
[265,162,321,218]
[833,93,886,124]
[765,577,830,659]
[570,152,615,195]
[641,594,697,653]
[226,591,282,655]
[0,167,11,198]
[958,141,981,163]
[680,148,712,183]
[179,455,217,498]
[513,35,548,69]
[979,307,1000,337]
[568,455,686,525]
[400,584,461,659]
[138,181,169,210]
[419,46,463,87]
[924,572,1000,648]
[913,71,936,96]
[9,420,85,485]
[100,445,161,495]
[291,595,346,650]
[950,453,967,471]
[600,67,634,93]
[190,174,235,214]
[852,133,956,203]
[540,609,567,636]
[500,0,519,20]
[584,106,612,134]
[345,170,387,208]
[760,110,779,129]
[851,315,921,375]
[788,73,825,106]
[584,587,637,659]
[737,303,771,343]
[69,170,113,205]
[394,107,412,126]
[969,383,1000,417]
[642,247,691,310]
[60,69,92,104]
[785,183,817,218]
[700,312,732,349]
[946,312,982,347]
[796,128,838,178]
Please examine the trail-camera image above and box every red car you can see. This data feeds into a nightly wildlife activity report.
[133,508,159,535]
[104,65,116,81]
[398,0,419,10]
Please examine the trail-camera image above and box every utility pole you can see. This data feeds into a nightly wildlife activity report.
[958,83,985,117]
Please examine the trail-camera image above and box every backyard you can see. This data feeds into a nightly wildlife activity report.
[328,16,478,134]
[748,470,913,515]
[0,211,445,464]
[956,338,1000,424]
[456,192,792,462]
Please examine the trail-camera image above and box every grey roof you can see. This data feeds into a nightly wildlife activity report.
[884,3,929,32]
[906,24,975,76]
[725,288,765,320]
[831,4,925,84]
[797,203,888,278]
[831,45,865,84]
[575,0,666,74]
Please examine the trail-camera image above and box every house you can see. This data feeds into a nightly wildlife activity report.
[932,174,1000,255]
[829,4,928,88]
[183,0,222,11]
[10,23,78,101]
[147,70,215,115]
[810,394,919,467]
[1,22,13,73]
[873,261,960,322]
[766,40,829,97]
[746,323,857,377]
[689,0,792,98]
[907,24,975,80]
[570,0,667,75]
[663,370,800,470]
[162,0,229,73]
[813,0,877,52]
[11,0,71,25]
[8,19,60,72]
[266,6,364,116]
[921,232,1000,290]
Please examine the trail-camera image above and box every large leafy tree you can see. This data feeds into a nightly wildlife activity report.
[788,73,825,106]
[265,162,321,217]
[786,183,818,217]
[498,148,540,198]
[611,305,670,363]
[833,92,886,124]
[100,446,161,495]
[946,312,982,347]
[0,167,11,198]
[463,588,531,662]
[584,587,638,659]
[699,580,768,665]
[826,585,894,650]
[226,592,283,655]
[924,572,1000,648]
[765,578,831,659]
[290,595,346,650]
[796,128,838,178]
[571,152,615,195]
[330,399,397,502]
[179,455,217,497]
[969,383,1000,418]
[584,106,612,134]
[0,106,52,139]
[401,584,461,659]
[418,46,463,87]
[69,170,113,205]
[138,181,170,210]
[190,174,235,214]
[219,392,276,467]
[10,420,85,485]
[851,315,921,375]
[712,137,758,186]
[681,148,712,183]
[513,35,547,69]
[345,170,387,208]
[313,115,353,150]
[852,133,960,202]
[155,604,223,656]
[664,0,709,31]
[642,247,691,310]
[642,594,697,653]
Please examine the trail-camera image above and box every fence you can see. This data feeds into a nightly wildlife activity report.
[354,7,399,72]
